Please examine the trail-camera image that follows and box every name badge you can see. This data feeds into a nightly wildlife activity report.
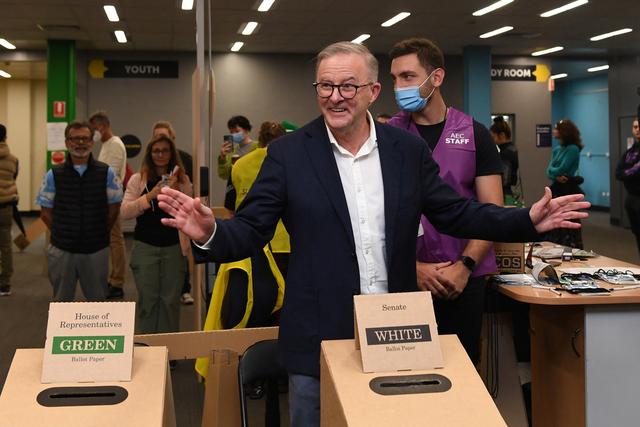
[443,132,474,152]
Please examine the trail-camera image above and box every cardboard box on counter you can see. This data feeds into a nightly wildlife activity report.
[494,242,525,274]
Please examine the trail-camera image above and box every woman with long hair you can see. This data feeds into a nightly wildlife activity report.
[121,135,193,334]
[546,119,584,248]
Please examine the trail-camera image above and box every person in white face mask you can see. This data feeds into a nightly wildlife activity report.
[89,111,128,299]
[388,38,504,365]
[217,115,259,180]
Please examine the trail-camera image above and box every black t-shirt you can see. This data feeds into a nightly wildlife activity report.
[415,119,502,177]
[134,177,180,247]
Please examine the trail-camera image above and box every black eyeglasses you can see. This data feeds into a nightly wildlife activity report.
[594,269,640,281]
[67,136,92,143]
[560,272,596,282]
[312,82,373,99]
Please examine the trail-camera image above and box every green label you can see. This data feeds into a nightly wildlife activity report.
[52,336,125,354]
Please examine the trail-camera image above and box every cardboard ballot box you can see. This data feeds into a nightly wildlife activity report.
[320,335,506,427]
[0,346,175,427]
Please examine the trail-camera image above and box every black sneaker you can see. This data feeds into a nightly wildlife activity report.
[107,284,124,299]
[0,286,11,296]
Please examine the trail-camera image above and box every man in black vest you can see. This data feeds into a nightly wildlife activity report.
[36,121,123,301]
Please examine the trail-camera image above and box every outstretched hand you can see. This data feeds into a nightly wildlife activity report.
[158,187,216,244]
[529,187,590,234]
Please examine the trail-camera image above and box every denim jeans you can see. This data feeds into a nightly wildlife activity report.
[288,373,320,427]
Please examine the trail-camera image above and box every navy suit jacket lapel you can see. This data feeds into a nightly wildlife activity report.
[303,117,356,251]
[376,123,403,263]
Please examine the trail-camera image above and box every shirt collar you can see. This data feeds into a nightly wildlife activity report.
[325,111,378,158]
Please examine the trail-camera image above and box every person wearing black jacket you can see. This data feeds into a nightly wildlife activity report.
[616,118,640,253]
[157,42,590,427]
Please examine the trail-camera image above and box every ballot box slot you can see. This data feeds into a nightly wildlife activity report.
[380,379,440,388]
[37,386,128,407]
[369,374,452,395]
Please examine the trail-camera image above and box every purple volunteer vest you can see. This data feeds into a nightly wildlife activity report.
[388,107,497,277]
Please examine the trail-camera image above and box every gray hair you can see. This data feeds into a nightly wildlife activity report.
[89,110,110,127]
[316,42,379,82]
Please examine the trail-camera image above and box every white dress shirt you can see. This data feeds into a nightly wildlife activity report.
[199,112,390,296]
[325,112,388,295]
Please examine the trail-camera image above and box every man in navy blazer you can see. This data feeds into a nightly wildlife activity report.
[159,42,589,426]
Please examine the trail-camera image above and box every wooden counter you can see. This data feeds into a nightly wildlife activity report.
[499,254,640,305]
[497,249,640,427]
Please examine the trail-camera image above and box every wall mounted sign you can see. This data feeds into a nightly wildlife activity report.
[491,64,550,82]
[536,124,553,147]
[88,59,179,79]
[46,122,66,152]
[354,292,443,373]
[52,101,66,118]
[121,134,142,158]
[42,302,135,383]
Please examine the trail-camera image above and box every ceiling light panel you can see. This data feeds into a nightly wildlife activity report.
[181,0,194,10]
[114,30,127,43]
[257,0,275,12]
[550,73,568,79]
[231,42,244,52]
[590,28,633,41]
[240,22,259,35]
[351,34,371,44]
[103,5,119,22]
[0,39,16,50]
[472,0,514,17]
[531,46,564,56]
[381,12,411,27]
[0,70,11,78]
[479,26,514,39]
[587,64,609,72]
[540,0,588,18]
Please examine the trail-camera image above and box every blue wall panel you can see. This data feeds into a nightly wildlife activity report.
[552,74,610,207]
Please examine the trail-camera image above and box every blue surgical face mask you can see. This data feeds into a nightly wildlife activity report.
[394,69,437,113]
[231,132,244,143]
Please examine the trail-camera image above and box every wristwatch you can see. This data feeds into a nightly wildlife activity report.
[460,255,477,272]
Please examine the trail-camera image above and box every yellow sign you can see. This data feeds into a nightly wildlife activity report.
[533,64,551,82]
[88,59,109,78]
[492,63,551,82]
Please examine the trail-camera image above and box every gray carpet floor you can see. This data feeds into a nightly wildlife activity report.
[0,211,637,426]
